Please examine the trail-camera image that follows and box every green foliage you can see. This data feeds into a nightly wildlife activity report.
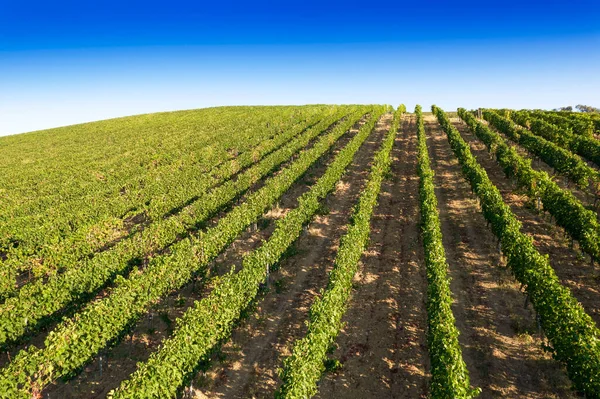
[576,104,600,113]
[323,358,343,373]
[502,109,600,168]
[107,107,389,398]
[0,107,366,348]
[0,106,385,398]
[0,106,338,296]
[436,105,600,398]
[475,109,600,263]
[417,105,479,398]
[483,109,597,188]
[530,110,594,137]
[276,107,402,398]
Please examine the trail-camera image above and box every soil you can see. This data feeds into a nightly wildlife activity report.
[475,118,597,208]
[315,113,429,399]
[425,115,574,398]
[191,113,394,398]
[41,113,372,399]
[453,119,600,326]
[8,112,588,399]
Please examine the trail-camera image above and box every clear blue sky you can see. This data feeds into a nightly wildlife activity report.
[1,0,599,135]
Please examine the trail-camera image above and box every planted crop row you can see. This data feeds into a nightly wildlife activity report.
[465,109,600,263]
[509,110,572,147]
[0,108,367,348]
[416,106,478,398]
[505,110,600,169]
[109,106,391,399]
[0,107,388,398]
[1,107,290,240]
[538,110,600,135]
[0,107,335,278]
[0,109,360,344]
[0,108,338,296]
[276,106,401,398]
[529,110,594,137]
[480,110,597,188]
[0,109,351,300]
[435,105,600,398]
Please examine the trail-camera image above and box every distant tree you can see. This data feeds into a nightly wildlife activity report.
[576,104,600,113]
[553,106,573,112]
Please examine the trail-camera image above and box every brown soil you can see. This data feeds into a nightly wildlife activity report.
[189,113,393,399]
[424,115,574,398]
[41,113,372,399]
[453,119,600,326]
[13,112,587,399]
[0,115,366,369]
[7,114,338,296]
[473,118,597,207]
[315,113,429,399]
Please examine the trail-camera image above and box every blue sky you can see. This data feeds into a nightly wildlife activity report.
[1,0,599,135]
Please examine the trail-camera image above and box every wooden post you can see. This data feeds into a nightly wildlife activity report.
[266,262,270,281]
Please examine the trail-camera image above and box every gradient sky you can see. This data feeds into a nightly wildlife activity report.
[1,0,599,135]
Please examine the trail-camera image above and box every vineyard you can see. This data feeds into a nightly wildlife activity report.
[1,104,600,398]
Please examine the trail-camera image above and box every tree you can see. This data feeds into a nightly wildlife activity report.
[553,106,573,112]
[576,104,600,113]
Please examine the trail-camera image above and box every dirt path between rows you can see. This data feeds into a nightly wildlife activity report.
[472,118,597,208]
[453,119,600,326]
[0,114,362,371]
[42,115,372,399]
[316,113,429,399]
[190,113,393,399]
[425,115,574,398]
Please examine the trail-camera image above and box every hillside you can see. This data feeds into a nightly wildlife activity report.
[0,105,349,284]
[0,105,599,398]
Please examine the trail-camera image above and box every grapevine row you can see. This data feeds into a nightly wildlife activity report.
[0,109,363,347]
[0,109,347,299]
[435,105,600,398]
[1,107,289,247]
[481,110,597,188]
[0,107,334,283]
[463,109,600,263]
[109,106,391,399]
[276,106,401,398]
[0,109,342,297]
[0,107,388,398]
[529,110,594,137]
[416,106,478,398]
[2,107,324,223]
[506,110,600,169]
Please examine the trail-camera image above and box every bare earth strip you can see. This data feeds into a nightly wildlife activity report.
[42,115,372,399]
[193,113,393,399]
[425,115,574,398]
[0,114,362,371]
[474,118,597,209]
[20,112,588,399]
[316,113,429,399]
[453,119,600,327]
